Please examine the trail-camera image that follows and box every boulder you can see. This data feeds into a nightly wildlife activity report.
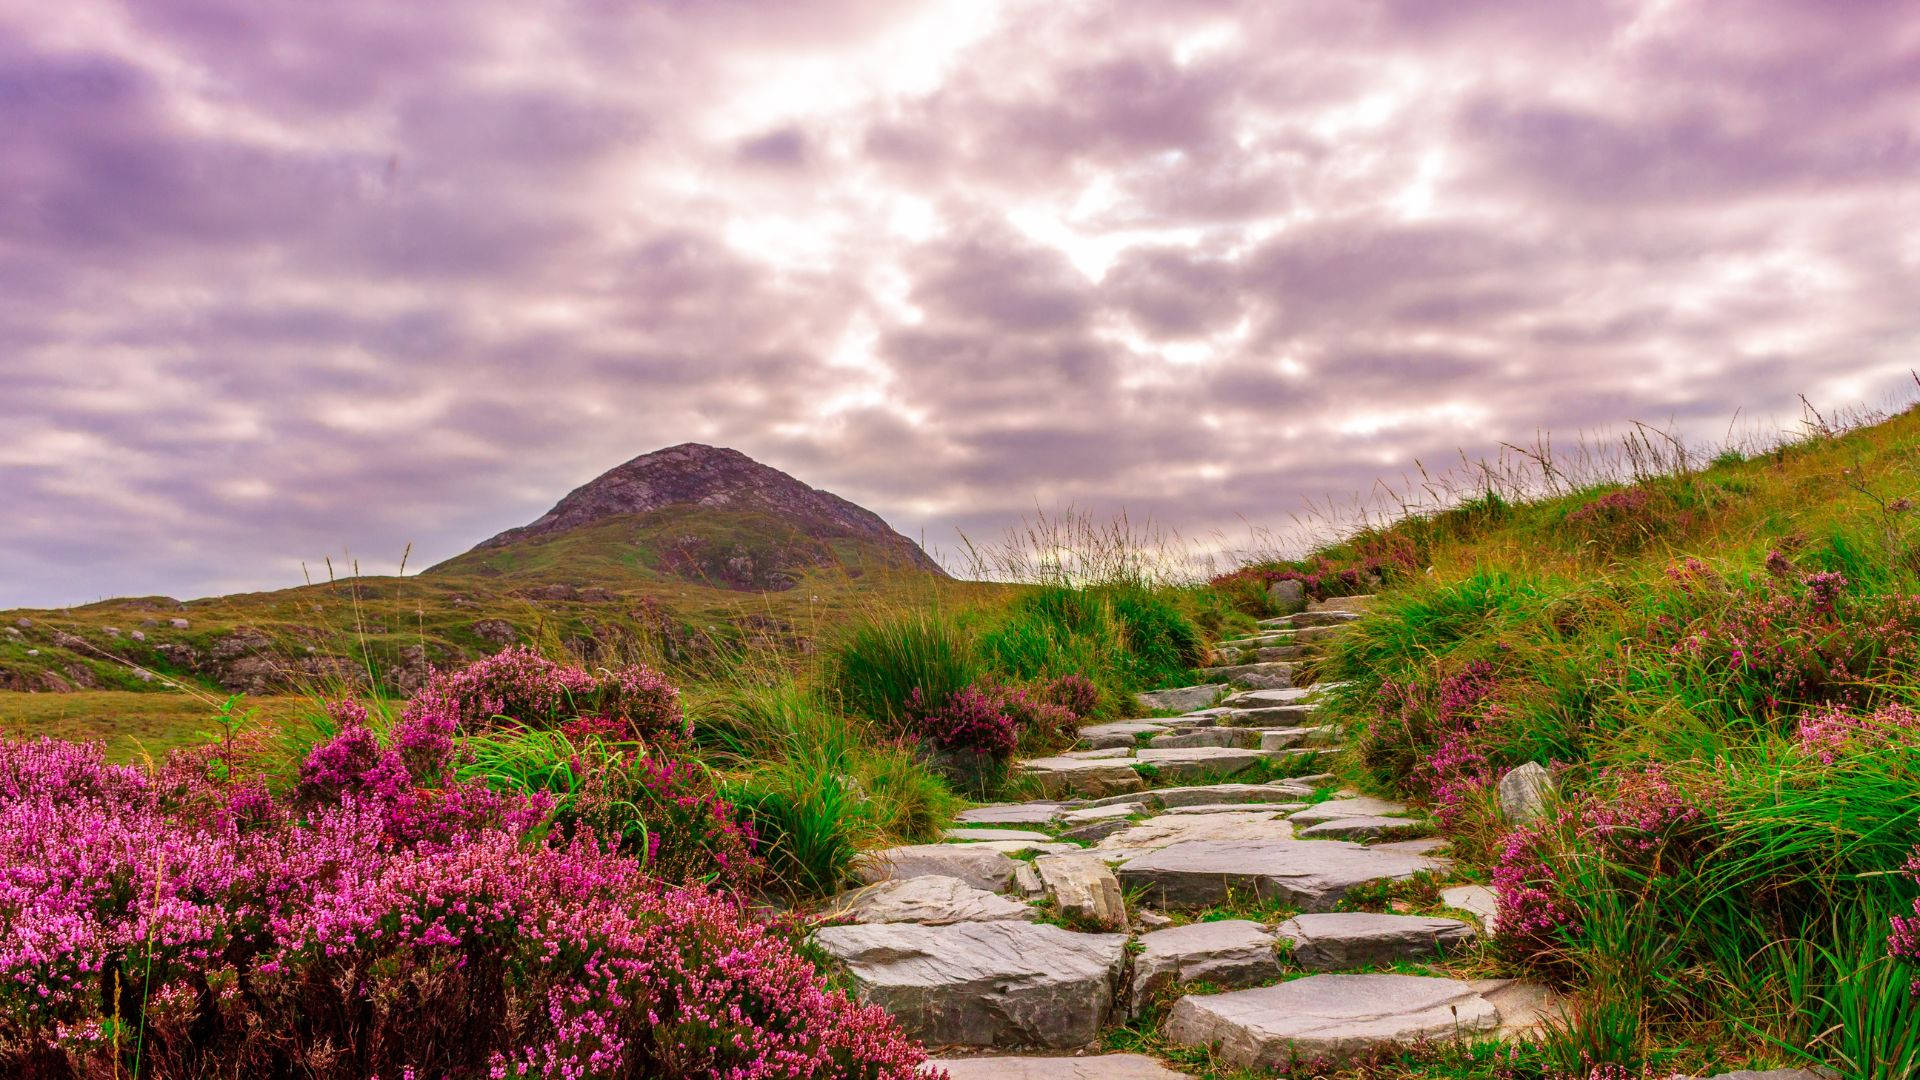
[1275,913,1477,969]
[1135,684,1227,713]
[1131,920,1280,1012]
[1266,578,1308,614]
[1498,762,1556,824]
[928,1054,1191,1079]
[855,844,1021,893]
[1162,974,1501,1068]
[1034,853,1127,930]
[822,876,1039,925]
[813,921,1127,1049]
[1116,840,1445,911]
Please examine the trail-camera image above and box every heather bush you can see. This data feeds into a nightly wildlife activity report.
[414,645,686,746]
[0,736,929,1079]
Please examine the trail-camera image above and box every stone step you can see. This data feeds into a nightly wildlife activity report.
[855,844,1025,893]
[1017,756,1147,798]
[1216,632,1295,648]
[1275,912,1477,969]
[1134,746,1280,781]
[1078,720,1172,749]
[1147,727,1263,750]
[1115,839,1446,911]
[812,920,1128,1049]
[823,875,1039,926]
[1194,662,1296,689]
[1295,815,1428,841]
[1308,594,1376,613]
[1163,974,1508,1068]
[1287,796,1413,823]
[1131,919,1280,1013]
[1134,684,1227,713]
[944,828,1056,842]
[1220,687,1313,708]
[1288,610,1363,628]
[1211,645,1309,666]
[955,802,1064,827]
[930,1055,1192,1079]
[1094,810,1297,854]
[1154,781,1318,807]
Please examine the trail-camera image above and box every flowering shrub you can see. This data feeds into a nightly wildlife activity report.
[1209,533,1419,613]
[903,684,1017,758]
[1036,673,1101,720]
[0,736,928,1079]
[1490,823,1581,962]
[1892,847,1920,998]
[1661,560,1920,719]
[1367,660,1509,826]
[1794,702,1920,763]
[553,749,760,890]
[413,645,686,746]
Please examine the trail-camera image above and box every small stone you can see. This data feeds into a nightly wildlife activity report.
[855,844,1021,893]
[131,668,154,683]
[1498,762,1557,824]
[1441,885,1500,932]
[1012,863,1046,898]
[129,630,145,642]
[2,627,19,638]
[964,840,1080,857]
[1034,853,1127,931]
[102,626,119,637]
[822,875,1038,925]
[1131,919,1280,1013]
[169,618,189,629]
[1276,912,1477,969]
[1135,909,1175,930]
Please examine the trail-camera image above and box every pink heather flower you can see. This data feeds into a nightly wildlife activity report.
[1796,703,1920,764]
[904,685,1019,758]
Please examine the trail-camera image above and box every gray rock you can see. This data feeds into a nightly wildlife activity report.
[1060,818,1133,844]
[956,802,1063,826]
[1018,756,1146,799]
[1308,594,1375,613]
[813,921,1127,1049]
[1372,837,1451,856]
[168,617,189,629]
[1160,802,1306,816]
[1276,913,1477,969]
[1132,920,1280,1012]
[1012,863,1046,898]
[1288,797,1413,824]
[1060,803,1144,824]
[1498,762,1556,824]
[855,844,1021,893]
[944,828,1056,843]
[1296,815,1429,841]
[1267,578,1308,614]
[128,629,145,642]
[1135,684,1228,713]
[1117,840,1445,911]
[1156,783,1307,808]
[1287,611,1361,628]
[1149,728,1262,750]
[1061,746,1137,759]
[1078,720,1169,749]
[929,1054,1192,1079]
[965,840,1081,857]
[1035,853,1127,930]
[1134,746,1268,781]
[1220,687,1312,707]
[1196,662,1297,689]
[1441,885,1500,932]
[2,627,19,638]
[1097,812,1294,852]
[1214,704,1316,727]
[823,875,1039,925]
[1163,974,1500,1068]
[1135,909,1175,930]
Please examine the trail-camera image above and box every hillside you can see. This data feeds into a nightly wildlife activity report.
[0,444,960,751]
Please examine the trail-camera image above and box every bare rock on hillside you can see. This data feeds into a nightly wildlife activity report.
[1267,578,1308,613]
[471,619,518,647]
[1498,762,1556,824]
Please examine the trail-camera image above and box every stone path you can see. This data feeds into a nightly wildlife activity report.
[812,597,1557,1074]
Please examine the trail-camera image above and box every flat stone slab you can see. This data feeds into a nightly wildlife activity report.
[1199,662,1297,681]
[813,921,1127,1049]
[1149,728,1262,750]
[956,802,1063,826]
[1289,610,1363,627]
[944,828,1056,843]
[1222,688,1312,706]
[856,844,1021,893]
[1131,919,1280,1010]
[964,840,1080,857]
[1136,684,1227,712]
[1078,720,1169,749]
[1116,840,1446,911]
[1373,837,1451,856]
[1096,812,1295,852]
[929,1055,1191,1079]
[1163,974,1500,1068]
[1288,797,1413,824]
[1060,802,1145,824]
[1160,802,1306,816]
[823,875,1039,926]
[1060,818,1133,844]
[1018,756,1146,798]
[1216,705,1315,727]
[1296,815,1429,841]
[1135,746,1267,780]
[1441,885,1500,932]
[1276,913,1477,969]
[1309,595,1375,612]
[1156,783,1309,808]
[1060,747,1136,759]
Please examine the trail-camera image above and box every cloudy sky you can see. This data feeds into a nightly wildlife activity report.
[4,0,1918,607]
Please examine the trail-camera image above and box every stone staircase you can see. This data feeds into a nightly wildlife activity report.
[810,598,1558,1076]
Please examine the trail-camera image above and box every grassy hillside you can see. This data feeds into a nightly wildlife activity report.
[1222,404,1920,1077]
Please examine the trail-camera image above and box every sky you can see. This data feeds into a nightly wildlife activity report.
[3,0,1919,607]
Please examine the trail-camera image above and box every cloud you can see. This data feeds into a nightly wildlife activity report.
[2,0,1918,606]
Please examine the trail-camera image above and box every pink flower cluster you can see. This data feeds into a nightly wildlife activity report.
[1795,703,1920,764]
[903,678,1092,759]
[413,645,686,746]
[1892,847,1920,998]
[0,736,928,1079]
[1381,661,1506,825]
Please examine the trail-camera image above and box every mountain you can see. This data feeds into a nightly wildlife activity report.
[0,445,959,718]
[436,443,945,588]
